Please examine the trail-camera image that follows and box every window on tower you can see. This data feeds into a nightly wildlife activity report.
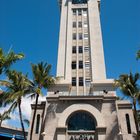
[84,20,88,27]
[72,61,76,69]
[79,33,82,40]
[84,33,88,39]
[85,61,90,69]
[78,21,82,28]
[83,9,87,16]
[72,46,76,53]
[84,46,89,52]
[79,61,83,69]
[85,78,91,86]
[72,0,87,4]
[72,77,76,86]
[73,9,76,15]
[78,9,82,16]
[73,22,76,28]
[73,33,77,40]
[79,46,83,53]
[79,77,84,86]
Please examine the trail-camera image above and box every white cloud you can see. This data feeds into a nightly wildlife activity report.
[21,96,46,119]
[2,120,9,125]
[0,95,46,128]
[21,97,33,119]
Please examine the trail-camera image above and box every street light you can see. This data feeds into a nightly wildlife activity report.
[41,131,47,137]
[118,131,123,140]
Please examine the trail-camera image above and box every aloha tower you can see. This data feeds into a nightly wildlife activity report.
[28,0,137,140]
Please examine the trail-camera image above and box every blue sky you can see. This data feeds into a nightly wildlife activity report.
[0,0,140,128]
[0,0,140,78]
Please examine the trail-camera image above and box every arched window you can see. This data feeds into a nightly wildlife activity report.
[67,111,96,131]
[35,114,40,134]
[72,0,87,4]
[126,114,131,134]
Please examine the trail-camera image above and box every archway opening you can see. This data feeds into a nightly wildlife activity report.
[67,111,96,131]
[66,111,96,140]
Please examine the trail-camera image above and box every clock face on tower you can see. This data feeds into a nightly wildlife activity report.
[72,0,87,4]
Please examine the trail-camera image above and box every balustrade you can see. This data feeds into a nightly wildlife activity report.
[69,134,94,140]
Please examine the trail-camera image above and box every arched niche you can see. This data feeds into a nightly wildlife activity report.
[58,104,105,128]
[66,111,97,131]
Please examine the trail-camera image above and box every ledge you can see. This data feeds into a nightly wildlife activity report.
[31,101,46,109]
[96,126,106,134]
[47,94,117,102]
[116,100,132,109]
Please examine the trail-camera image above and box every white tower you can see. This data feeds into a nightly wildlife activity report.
[27,1,137,140]
[56,0,114,96]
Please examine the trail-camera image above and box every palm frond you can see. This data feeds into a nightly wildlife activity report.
[0,80,11,87]
[27,93,36,99]
[31,62,55,89]
[136,50,140,60]
[0,48,24,75]
[115,72,140,99]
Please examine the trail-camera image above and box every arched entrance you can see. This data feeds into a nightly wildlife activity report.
[66,111,97,140]
[57,104,106,140]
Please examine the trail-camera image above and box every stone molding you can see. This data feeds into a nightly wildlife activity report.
[58,104,106,127]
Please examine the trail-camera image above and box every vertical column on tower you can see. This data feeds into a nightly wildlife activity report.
[88,0,106,81]
[65,0,72,83]
[57,0,72,83]
[57,0,68,79]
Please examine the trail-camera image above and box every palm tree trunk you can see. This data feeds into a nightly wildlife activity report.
[0,120,2,127]
[133,100,139,137]
[18,99,26,140]
[30,93,39,140]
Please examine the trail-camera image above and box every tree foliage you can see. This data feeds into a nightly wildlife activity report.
[29,62,55,140]
[0,111,11,126]
[0,70,33,140]
[115,72,140,134]
[0,48,24,74]
[136,50,140,60]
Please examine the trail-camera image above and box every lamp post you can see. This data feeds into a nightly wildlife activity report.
[118,131,123,140]
[41,131,47,140]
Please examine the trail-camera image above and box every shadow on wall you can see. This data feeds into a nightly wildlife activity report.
[39,103,58,140]
[105,117,119,140]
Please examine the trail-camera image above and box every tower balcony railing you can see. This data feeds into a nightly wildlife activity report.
[67,130,95,140]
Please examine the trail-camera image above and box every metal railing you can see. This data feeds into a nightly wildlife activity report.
[68,134,94,140]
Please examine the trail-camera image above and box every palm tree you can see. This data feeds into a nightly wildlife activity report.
[0,111,11,127]
[0,48,24,124]
[0,70,32,140]
[29,62,55,140]
[137,111,140,128]
[136,50,140,60]
[115,72,140,134]
[0,48,24,75]
[0,100,21,127]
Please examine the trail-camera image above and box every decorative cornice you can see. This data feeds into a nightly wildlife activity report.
[31,101,46,109]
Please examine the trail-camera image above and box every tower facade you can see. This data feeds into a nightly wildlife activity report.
[28,0,137,140]
[57,0,107,95]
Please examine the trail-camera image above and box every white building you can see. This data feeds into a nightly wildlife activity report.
[28,0,137,140]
